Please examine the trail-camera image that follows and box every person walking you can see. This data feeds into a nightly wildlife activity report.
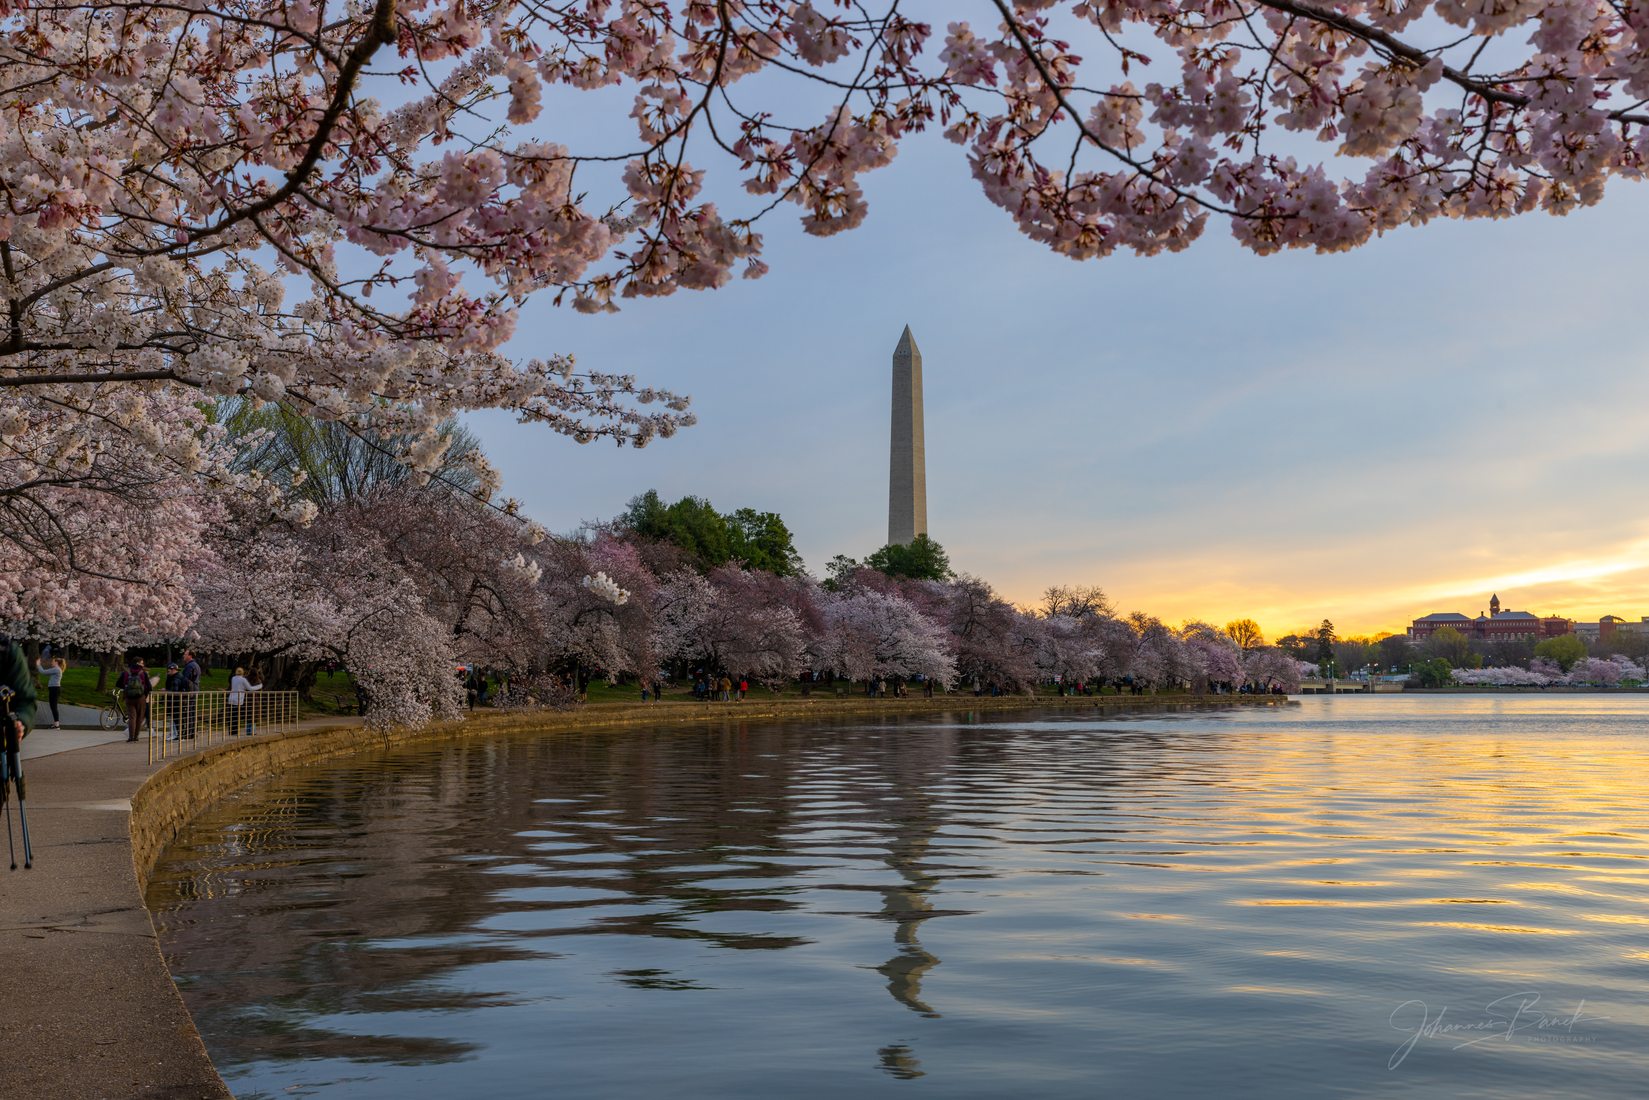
[117,657,151,743]
[228,667,262,736]
[179,649,202,739]
[34,654,64,729]
[719,675,732,702]
[737,678,747,701]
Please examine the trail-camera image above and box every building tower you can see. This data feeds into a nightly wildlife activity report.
[888,326,928,546]
[1490,594,1501,618]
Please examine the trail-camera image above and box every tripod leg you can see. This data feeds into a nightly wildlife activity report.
[16,799,30,869]
[2,775,14,873]
[11,756,31,869]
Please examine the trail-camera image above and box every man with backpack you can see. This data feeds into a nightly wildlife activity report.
[117,656,151,743]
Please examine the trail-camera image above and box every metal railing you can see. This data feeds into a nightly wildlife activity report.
[145,690,302,763]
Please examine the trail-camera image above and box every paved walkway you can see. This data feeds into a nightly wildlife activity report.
[0,735,226,1098]
[21,723,130,760]
[0,715,363,1099]
[28,702,113,733]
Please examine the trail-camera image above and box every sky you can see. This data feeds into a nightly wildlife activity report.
[466,123,1649,641]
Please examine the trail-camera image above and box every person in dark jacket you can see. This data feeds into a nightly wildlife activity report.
[1,634,38,748]
[180,650,202,739]
[163,662,189,741]
[117,656,151,743]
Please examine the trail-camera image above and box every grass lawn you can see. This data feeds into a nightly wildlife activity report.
[39,664,360,716]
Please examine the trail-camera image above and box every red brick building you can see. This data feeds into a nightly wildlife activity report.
[1408,595,1573,643]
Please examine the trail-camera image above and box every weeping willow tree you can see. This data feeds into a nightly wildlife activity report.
[219,399,489,506]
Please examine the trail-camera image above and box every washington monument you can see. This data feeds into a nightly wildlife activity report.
[888,326,927,546]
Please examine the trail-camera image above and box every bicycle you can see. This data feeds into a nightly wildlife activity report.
[99,690,127,732]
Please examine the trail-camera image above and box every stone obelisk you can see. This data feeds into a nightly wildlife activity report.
[888,326,927,546]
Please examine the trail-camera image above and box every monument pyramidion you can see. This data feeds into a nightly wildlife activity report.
[888,325,927,547]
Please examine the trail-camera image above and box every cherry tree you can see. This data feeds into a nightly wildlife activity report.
[1567,655,1646,686]
[1182,622,1243,691]
[5,0,1637,470]
[653,566,811,684]
[1453,664,1551,686]
[933,575,1041,690]
[354,487,549,664]
[1126,613,1190,690]
[536,535,658,687]
[193,510,464,726]
[1242,646,1305,692]
[1089,615,1141,686]
[2,391,221,639]
[818,588,956,686]
[1036,614,1108,687]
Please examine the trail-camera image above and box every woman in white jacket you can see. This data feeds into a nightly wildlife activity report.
[228,667,262,737]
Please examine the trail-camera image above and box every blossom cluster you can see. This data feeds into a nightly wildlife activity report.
[6,0,1644,502]
[1451,655,1647,687]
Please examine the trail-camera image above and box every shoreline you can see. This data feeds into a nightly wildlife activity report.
[1,692,1284,1099]
[1397,686,1649,694]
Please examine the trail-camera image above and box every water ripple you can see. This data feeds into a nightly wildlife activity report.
[149,696,1649,1099]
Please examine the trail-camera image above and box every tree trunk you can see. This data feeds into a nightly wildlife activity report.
[96,650,120,692]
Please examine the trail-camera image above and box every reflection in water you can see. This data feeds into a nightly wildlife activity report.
[874,731,951,1023]
[878,1043,924,1080]
[148,697,1649,1099]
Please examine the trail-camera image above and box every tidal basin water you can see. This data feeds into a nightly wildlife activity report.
[147,696,1649,1098]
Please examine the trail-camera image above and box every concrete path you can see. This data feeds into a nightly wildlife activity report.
[0,736,228,1099]
[1,715,365,1099]
[21,725,131,760]
[29,702,114,732]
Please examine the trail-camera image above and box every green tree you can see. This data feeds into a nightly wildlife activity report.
[620,491,801,576]
[1333,637,1379,675]
[1424,626,1471,667]
[1412,658,1454,688]
[1275,633,1309,657]
[864,535,952,581]
[1378,633,1416,671]
[1534,633,1587,672]
[823,554,861,590]
[1225,619,1265,650]
[726,508,803,576]
[658,495,733,570]
[1313,619,1337,664]
[620,489,671,538]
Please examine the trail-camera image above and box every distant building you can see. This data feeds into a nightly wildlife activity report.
[1576,615,1628,644]
[1409,612,1472,641]
[1409,594,1573,643]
